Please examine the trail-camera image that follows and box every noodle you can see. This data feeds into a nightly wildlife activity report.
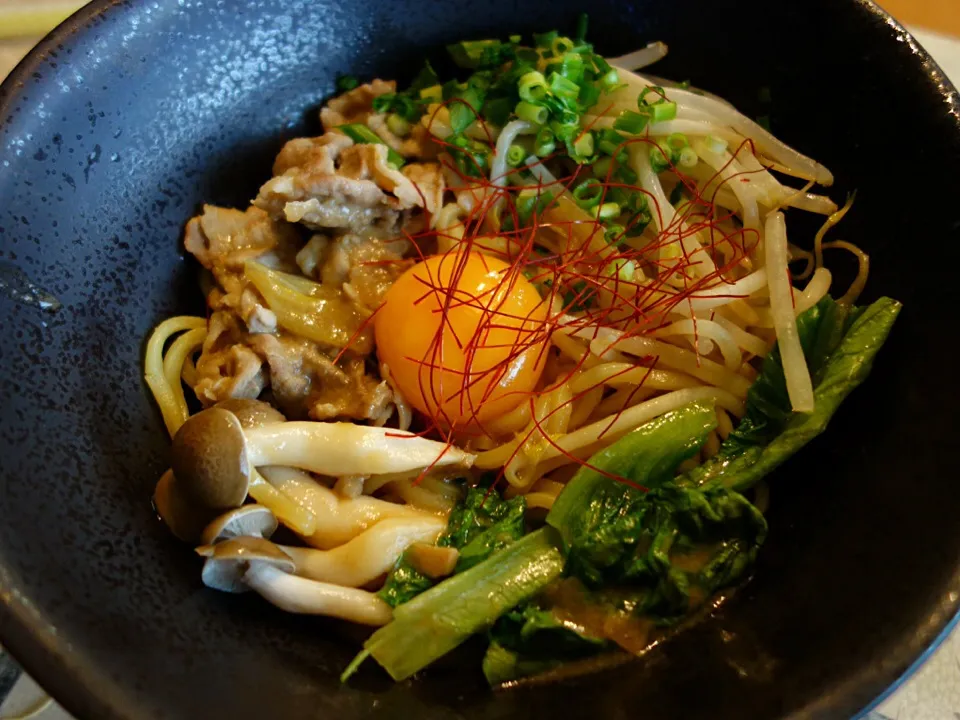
[143,315,206,437]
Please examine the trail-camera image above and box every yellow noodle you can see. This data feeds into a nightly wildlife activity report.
[540,387,744,461]
[568,385,604,430]
[589,387,657,422]
[563,323,752,397]
[160,327,206,434]
[143,316,206,437]
[703,430,721,459]
[716,408,735,440]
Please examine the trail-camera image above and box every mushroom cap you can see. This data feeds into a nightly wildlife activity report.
[171,407,251,510]
[152,469,216,544]
[197,536,295,593]
[214,398,286,429]
[200,505,279,546]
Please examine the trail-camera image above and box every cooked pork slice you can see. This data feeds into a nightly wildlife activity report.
[247,333,395,423]
[319,234,412,313]
[320,79,396,130]
[193,312,267,404]
[184,204,300,333]
[254,133,445,234]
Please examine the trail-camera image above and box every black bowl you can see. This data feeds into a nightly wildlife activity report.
[1,1,958,718]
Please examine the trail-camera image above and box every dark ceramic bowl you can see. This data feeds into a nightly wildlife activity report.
[0,1,958,718]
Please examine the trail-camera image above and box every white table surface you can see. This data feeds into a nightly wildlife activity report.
[1,15,959,720]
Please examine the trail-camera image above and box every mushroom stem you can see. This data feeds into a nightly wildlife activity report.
[247,468,317,536]
[243,423,475,476]
[277,516,445,587]
[259,466,437,549]
[243,563,392,626]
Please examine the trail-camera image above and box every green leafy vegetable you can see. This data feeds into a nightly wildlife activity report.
[444,484,526,570]
[356,528,565,681]
[377,556,435,608]
[688,296,902,492]
[483,602,608,685]
[378,483,526,607]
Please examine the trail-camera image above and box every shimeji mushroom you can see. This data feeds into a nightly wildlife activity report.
[202,504,444,588]
[172,407,474,513]
[259,465,442,549]
[198,537,392,626]
[205,400,317,536]
[201,505,278,546]
[276,515,446,587]
[153,469,217,543]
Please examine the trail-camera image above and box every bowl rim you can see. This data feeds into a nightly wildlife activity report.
[1,1,959,719]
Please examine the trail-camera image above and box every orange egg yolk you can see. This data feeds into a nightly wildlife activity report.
[375,251,548,428]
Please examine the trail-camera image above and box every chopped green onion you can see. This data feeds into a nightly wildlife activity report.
[604,223,626,244]
[592,53,613,76]
[638,86,668,106]
[604,258,636,281]
[450,86,485,135]
[628,207,653,235]
[650,140,674,173]
[542,93,578,116]
[599,69,620,91]
[613,109,649,135]
[551,36,575,56]
[387,113,411,137]
[336,75,359,92]
[649,101,677,123]
[557,53,586,84]
[468,71,494,91]
[704,135,728,154]
[548,72,580,100]
[447,39,504,68]
[592,156,613,178]
[516,189,556,225]
[597,128,626,156]
[533,31,558,50]
[408,62,440,94]
[515,100,549,126]
[596,201,621,220]
[666,133,689,150]
[575,12,589,42]
[482,96,513,127]
[419,85,442,103]
[679,146,698,168]
[573,178,604,209]
[506,144,527,167]
[337,124,405,169]
[578,83,601,110]
[534,126,556,156]
[518,71,548,103]
[570,130,595,161]
[442,79,467,101]
[372,93,419,122]
[669,182,686,206]
[549,110,580,140]
[509,34,522,44]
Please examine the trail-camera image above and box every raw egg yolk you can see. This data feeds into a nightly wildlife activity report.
[375,251,548,428]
